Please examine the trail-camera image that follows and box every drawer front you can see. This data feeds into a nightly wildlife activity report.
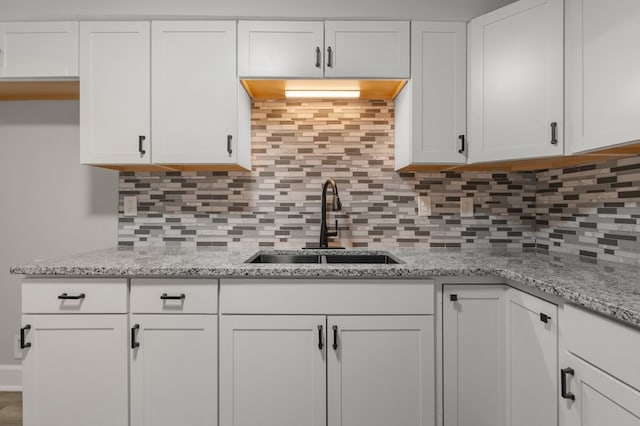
[220,279,434,315]
[131,279,218,314]
[562,303,640,391]
[22,278,128,314]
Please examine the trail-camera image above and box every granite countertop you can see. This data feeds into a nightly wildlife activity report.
[10,247,640,328]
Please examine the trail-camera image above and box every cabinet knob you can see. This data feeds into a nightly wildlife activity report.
[450,294,458,302]
[540,313,551,323]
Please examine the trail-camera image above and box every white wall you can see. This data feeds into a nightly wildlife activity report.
[0,0,516,21]
[0,101,118,367]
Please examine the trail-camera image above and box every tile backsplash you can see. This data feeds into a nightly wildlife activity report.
[536,156,640,264]
[119,99,536,250]
[118,99,640,264]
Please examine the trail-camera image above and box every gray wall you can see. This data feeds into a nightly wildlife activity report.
[0,0,516,21]
[0,101,118,366]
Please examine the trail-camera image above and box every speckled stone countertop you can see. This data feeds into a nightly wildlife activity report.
[10,247,640,328]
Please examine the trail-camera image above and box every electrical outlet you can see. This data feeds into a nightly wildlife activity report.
[14,334,23,360]
[418,196,432,217]
[124,196,138,217]
[460,197,474,218]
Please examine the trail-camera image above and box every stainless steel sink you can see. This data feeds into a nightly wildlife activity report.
[247,252,400,264]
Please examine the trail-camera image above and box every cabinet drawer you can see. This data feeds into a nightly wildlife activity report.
[562,304,640,391]
[131,279,218,314]
[22,278,128,314]
[220,279,433,315]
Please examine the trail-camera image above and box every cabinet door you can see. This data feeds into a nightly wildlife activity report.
[21,315,128,426]
[130,315,217,426]
[468,0,564,163]
[324,21,410,78]
[442,285,507,426]
[219,315,326,426]
[560,352,640,426]
[80,21,151,165]
[327,316,434,426]
[0,22,78,78]
[506,289,557,426]
[395,21,466,170]
[566,0,640,153]
[152,21,242,166]
[238,21,324,78]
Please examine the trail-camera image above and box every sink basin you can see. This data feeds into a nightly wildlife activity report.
[324,254,399,264]
[249,254,322,264]
[247,252,400,264]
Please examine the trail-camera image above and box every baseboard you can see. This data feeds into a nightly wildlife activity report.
[0,364,22,391]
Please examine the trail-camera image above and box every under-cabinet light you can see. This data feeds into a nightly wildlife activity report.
[285,90,360,98]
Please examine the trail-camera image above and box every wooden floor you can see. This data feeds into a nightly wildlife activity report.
[0,392,22,426]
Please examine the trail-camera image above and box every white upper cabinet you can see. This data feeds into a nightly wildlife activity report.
[80,22,151,165]
[468,0,564,163]
[238,20,409,79]
[565,0,640,153]
[0,22,78,78]
[238,21,324,79]
[80,20,250,169]
[324,21,409,78]
[152,21,248,167]
[395,21,467,170]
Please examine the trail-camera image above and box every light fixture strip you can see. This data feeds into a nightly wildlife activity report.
[285,90,360,99]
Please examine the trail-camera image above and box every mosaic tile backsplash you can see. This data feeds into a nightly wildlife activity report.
[118,99,640,264]
[119,99,537,250]
[536,156,640,264]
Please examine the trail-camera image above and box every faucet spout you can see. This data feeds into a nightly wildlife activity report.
[320,179,342,248]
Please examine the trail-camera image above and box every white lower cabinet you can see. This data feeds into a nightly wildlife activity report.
[442,285,558,426]
[443,285,507,426]
[327,315,434,426]
[560,351,640,426]
[219,314,433,426]
[506,288,557,426]
[559,303,640,426]
[21,315,129,426]
[130,315,218,426]
[219,315,326,426]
